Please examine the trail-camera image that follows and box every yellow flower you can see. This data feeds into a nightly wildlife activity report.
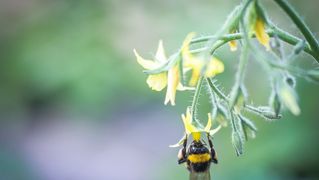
[134,41,191,106]
[255,17,270,51]
[170,108,222,147]
[134,41,167,91]
[181,33,224,86]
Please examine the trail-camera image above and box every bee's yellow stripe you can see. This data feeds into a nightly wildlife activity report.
[188,153,211,163]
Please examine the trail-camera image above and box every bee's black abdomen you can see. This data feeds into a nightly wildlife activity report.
[189,162,211,172]
[186,140,212,173]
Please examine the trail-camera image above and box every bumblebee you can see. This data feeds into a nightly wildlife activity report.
[177,133,217,180]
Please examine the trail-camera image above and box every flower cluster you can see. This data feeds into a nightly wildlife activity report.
[134,0,319,156]
[134,33,224,106]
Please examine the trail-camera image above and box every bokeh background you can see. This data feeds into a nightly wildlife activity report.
[0,0,319,179]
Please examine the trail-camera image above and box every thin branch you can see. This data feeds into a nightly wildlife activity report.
[273,0,319,61]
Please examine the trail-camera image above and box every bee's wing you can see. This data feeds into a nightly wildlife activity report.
[189,171,211,180]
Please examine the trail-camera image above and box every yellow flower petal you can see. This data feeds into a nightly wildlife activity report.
[229,40,238,51]
[169,134,187,148]
[205,57,224,77]
[181,33,224,86]
[182,108,198,134]
[181,108,201,141]
[164,65,180,106]
[204,113,212,132]
[155,40,167,63]
[146,73,167,91]
[189,63,202,87]
[133,49,158,70]
[255,18,270,51]
[209,125,222,136]
[181,32,196,66]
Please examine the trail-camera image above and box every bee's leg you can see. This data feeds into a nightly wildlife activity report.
[207,133,218,164]
[178,135,187,164]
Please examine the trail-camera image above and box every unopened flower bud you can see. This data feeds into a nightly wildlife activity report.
[277,82,300,115]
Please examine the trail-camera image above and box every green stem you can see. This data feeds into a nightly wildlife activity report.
[145,27,317,75]
[236,42,249,83]
[206,78,229,101]
[190,28,315,59]
[273,0,319,61]
[191,77,204,128]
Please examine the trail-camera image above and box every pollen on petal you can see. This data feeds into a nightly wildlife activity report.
[192,132,201,141]
[146,73,167,91]
[181,33,196,66]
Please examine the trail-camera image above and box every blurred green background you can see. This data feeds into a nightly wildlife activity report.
[0,0,319,179]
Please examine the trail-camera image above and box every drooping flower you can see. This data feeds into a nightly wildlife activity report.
[181,33,224,86]
[247,0,271,51]
[170,107,222,147]
[134,41,191,106]
[134,40,167,91]
[254,17,270,51]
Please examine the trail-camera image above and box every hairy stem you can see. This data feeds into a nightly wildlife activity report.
[190,28,315,59]
[273,0,319,61]
[191,77,204,128]
[206,78,229,101]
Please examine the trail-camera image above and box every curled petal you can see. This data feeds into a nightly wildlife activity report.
[169,134,187,148]
[255,18,270,51]
[192,132,201,142]
[146,73,167,91]
[181,33,196,51]
[204,113,212,132]
[182,108,198,134]
[155,40,167,63]
[209,125,222,136]
[177,83,195,91]
[134,49,158,70]
[205,57,224,77]
[164,65,180,106]
[181,33,197,67]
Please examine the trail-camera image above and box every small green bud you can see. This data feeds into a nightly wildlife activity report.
[277,82,300,115]
[239,115,258,132]
[232,131,244,156]
[230,84,248,112]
